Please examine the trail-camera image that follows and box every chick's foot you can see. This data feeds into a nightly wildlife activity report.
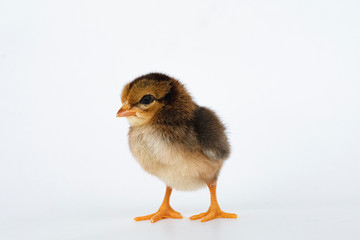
[190,206,237,222]
[134,186,183,223]
[190,183,237,222]
[134,205,183,223]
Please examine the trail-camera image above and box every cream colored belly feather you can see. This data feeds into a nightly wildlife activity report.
[129,126,222,191]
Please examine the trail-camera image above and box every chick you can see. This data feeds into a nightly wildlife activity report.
[117,73,237,222]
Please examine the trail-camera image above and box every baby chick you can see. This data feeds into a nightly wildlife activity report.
[117,73,237,222]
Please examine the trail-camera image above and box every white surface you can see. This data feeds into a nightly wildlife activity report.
[2,207,360,240]
[1,0,360,239]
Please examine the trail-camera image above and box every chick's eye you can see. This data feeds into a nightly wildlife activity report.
[139,95,155,105]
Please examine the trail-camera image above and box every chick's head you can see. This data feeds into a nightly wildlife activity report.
[117,73,196,126]
[117,78,167,126]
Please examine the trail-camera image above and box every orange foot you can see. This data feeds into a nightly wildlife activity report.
[190,207,237,222]
[134,205,183,223]
[190,183,237,222]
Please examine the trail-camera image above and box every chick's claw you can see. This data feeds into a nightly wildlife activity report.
[133,213,156,221]
[134,207,183,223]
[151,210,183,223]
[190,209,237,222]
[189,211,208,220]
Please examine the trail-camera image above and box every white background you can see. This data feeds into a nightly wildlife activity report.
[1,0,360,239]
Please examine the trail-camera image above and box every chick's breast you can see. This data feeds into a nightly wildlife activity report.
[128,124,223,191]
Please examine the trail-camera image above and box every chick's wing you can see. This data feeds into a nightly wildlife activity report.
[193,106,230,161]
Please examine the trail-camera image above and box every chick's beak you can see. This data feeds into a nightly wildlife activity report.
[116,102,137,117]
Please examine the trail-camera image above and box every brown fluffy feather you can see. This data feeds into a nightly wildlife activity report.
[121,73,230,190]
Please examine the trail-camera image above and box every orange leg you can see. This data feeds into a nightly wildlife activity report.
[134,186,183,223]
[190,183,237,222]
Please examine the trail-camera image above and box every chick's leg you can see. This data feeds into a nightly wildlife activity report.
[134,186,183,223]
[190,183,237,222]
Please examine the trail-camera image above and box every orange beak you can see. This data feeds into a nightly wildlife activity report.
[116,107,137,117]
[116,102,137,117]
